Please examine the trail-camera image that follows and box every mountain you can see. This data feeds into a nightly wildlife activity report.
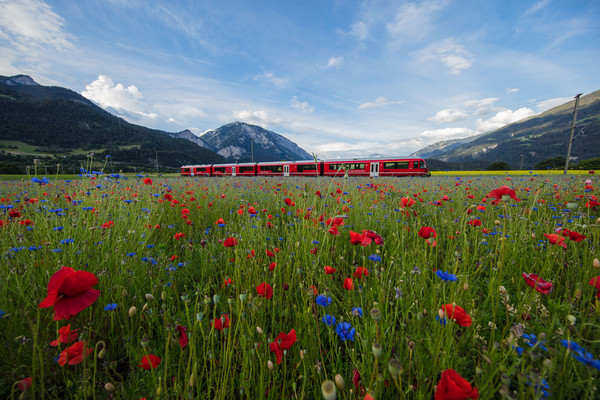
[410,91,600,169]
[0,75,225,173]
[200,122,312,162]
[168,129,215,151]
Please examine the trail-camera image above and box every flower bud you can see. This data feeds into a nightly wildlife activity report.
[256,326,264,334]
[267,360,274,370]
[98,348,106,359]
[213,294,220,303]
[104,382,115,392]
[128,306,137,317]
[594,258,600,269]
[196,312,204,322]
[438,309,445,320]
[334,374,345,390]
[370,308,381,322]
[566,315,577,325]
[371,342,382,359]
[385,359,401,380]
[321,380,337,400]
[145,293,155,301]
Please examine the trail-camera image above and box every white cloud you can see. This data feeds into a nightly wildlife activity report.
[350,21,369,41]
[0,0,73,50]
[505,87,519,95]
[323,56,344,69]
[256,72,288,88]
[536,96,573,112]
[290,96,314,113]
[386,0,447,44]
[358,97,403,109]
[429,109,468,123]
[475,107,535,132]
[420,127,475,140]
[412,38,472,74]
[463,97,499,115]
[231,109,282,128]
[524,0,551,16]
[82,75,158,119]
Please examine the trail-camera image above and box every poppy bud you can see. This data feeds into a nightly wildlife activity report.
[566,315,577,325]
[128,306,137,317]
[422,308,427,316]
[228,297,234,305]
[371,342,382,359]
[543,358,553,371]
[98,348,106,359]
[145,293,155,301]
[213,294,220,303]
[256,326,263,334]
[388,358,403,377]
[370,308,381,322]
[104,383,115,392]
[438,309,445,320]
[334,374,345,390]
[267,360,274,370]
[463,282,469,291]
[594,258,600,269]
[300,349,305,360]
[239,293,247,301]
[122,289,128,297]
[321,380,337,400]
[531,233,536,239]
[196,312,203,322]
[494,220,500,226]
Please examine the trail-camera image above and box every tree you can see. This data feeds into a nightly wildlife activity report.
[487,161,511,171]
[534,156,565,170]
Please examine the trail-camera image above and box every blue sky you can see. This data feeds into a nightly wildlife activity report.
[1,0,599,159]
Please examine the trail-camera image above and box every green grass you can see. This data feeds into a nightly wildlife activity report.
[1,174,599,399]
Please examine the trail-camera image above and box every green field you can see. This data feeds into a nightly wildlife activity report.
[1,174,599,399]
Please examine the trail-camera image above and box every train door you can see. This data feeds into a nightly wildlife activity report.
[283,165,290,177]
[232,166,236,176]
[370,162,379,177]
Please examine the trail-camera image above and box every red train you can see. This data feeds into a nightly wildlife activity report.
[181,158,428,177]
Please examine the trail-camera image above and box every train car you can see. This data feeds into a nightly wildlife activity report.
[288,160,322,176]
[192,165,212,176]
[256,161,285,176]
[322,158,428,177]
[180,165,194,176]
[210,163,257,176]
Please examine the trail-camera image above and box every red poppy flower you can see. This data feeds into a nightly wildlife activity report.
[522,272,553,295]
[176,325,189,348]
[362,230,384,246]
[487,186,520,204]
[586,200,600,209]
[266,249,275,257]
[38,267,101,320]
[418,226,437,239]
[269,262,276,271]
[343,277,354,290]
[101,220,114,229]
[248,206,257,215]
[215,218,225,225]
[51,324,79,346]
[435,369,479,400]
[18,377,32,392]
[58,341,93,366]
[589,277,600,298]
[349,231,363,245]
[354,267,369,279]
[223,237,238,247]
[269,329,297,364]
[212,314,230,331]
[138,354,161,370]
[559,229,587,242]
[9,210,21,218]
[400,197,416,208]
[441,304,472,327]
[543,233,567,249]
[284,198,295,206]
[324,266,337,274]
[467,219,481,227]
[256,282,273,300]
[143,178,153,185]
[174,232,185,240]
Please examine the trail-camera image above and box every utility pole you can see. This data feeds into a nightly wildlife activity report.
[564,93,583,175]
[251,139,254,163]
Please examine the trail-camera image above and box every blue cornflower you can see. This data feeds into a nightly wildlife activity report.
[104,303,118,311]
[435,270,457,282]
[60,238,74,245]
[0,309,6,319]
[522,334,548,351]
[561,340,600,370]
[352,307,363,317]
[316,295,332,307]
[335,322,356,341]
[512,346,525,356]
[53,226,64,231]
[322,315,336,326]
[368,254,381,262]
[436,315,447,325]
[127,252,136,257]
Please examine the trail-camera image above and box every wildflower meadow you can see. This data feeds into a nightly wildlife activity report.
[2,172,600,399]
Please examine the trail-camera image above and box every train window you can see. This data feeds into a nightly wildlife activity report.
[352,163,365,170]
[297,164,317,172]
[413,161,419,169]
[239,166,254,173]
[261,165,283,173]
[420,161,426,169]
[383,161,409,170]
[213,167,226,173]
